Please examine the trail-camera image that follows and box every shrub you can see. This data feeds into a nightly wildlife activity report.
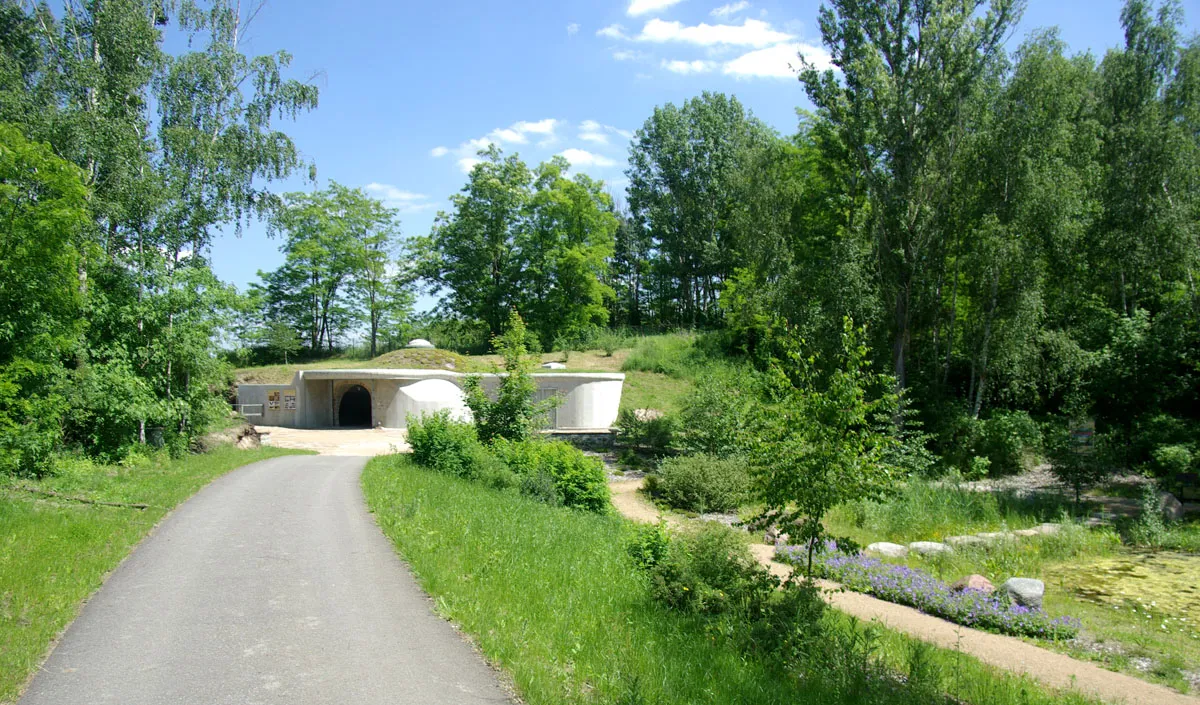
[615,408,677,454]
[406,410,487,479]
[1152,444,1195,477]
[625,522,670,571]
[492,438,610,513]
[677,370,755,458]
[648,454,750,513]
[639,522,778,615]
[779,544,1080,640]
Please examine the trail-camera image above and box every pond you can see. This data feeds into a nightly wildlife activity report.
[1044,551,1200,618]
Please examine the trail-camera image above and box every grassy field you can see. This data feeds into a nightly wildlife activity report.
[363,453,1103,705]
[824,481,1200,692]
[0,445,310,703]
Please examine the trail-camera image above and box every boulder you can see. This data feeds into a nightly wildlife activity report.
[1001,577,1045,610]
[1035,523,1060,535]
[541,362,567,370]
[866,542,908,558]
[945,535,985,548]
[951,574,995,593]
[908,541,952,556]
[976,531,1015,542]
[1159,491,1185,522]
[632,408,665,422]
[1012,528,1040,537]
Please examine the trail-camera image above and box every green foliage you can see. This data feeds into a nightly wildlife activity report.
[463,311,547,444]
[677,369,756,457]
[416,148,616,345]
[405,411,486,479]
[748,319,902,576]
[963,411,1044,477]
[614,408,677,454]
[1044,422,1111,504]
[647,454,750,513]
[1151,444,1195,477]
[638,522,779,615]
[492,438,610,513]
[625,522,671,571]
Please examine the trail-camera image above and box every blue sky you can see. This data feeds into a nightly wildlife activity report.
[206,0,1194,314]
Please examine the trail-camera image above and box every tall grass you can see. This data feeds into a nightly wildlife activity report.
[827,480,1081,544]
[0,445,309,703]
[363,454,1103,705]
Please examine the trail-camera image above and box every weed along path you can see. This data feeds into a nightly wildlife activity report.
[610,477,1199,705]
[19,455,512,705]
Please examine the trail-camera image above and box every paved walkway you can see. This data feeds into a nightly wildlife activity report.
[612,477,1199,705]
[20,455,512,705]
[256,425,410,456]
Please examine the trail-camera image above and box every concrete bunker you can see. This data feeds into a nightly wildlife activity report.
[236,368,624,431]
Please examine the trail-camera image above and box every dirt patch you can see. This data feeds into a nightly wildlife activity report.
[256,425,410,456]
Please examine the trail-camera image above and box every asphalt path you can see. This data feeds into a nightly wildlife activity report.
[19,455,513,705]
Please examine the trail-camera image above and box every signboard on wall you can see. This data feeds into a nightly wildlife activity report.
[283,390,297,411]
[267,391,281,410]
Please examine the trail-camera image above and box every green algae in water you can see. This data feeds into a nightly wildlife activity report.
[1045,552,1200,617]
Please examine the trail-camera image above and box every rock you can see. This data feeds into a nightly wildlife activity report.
[1012,528,1040,537]
[866,542,908,558]
[406,338,435,349]
[195,423,259,452]
[541,362,567,369]
[951,574,995,593]
[1001,577,1045,609]
[774,533,791,548]
[632,408,665,422]
[1159,491,1185,522]
[945,535,985,548]
[908,541,952,556]
[1035,523,1060,535]
[443,362,456,370]
[976,531,1015,542]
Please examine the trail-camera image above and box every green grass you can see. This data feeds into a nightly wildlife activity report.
[0,445,311,703]
[363,454,1105,705]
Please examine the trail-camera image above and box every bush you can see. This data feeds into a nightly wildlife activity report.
[464,311,546,444]
[648,454,750,513]
[492,438,610,513]
[406,411,488,479]
[615,408,677,454]
[677,370,755,458]
[964,410,1041,477]
[1151,444,1195,477]
[638,522,778,615]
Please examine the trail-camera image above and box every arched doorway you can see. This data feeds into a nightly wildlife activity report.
[338,385,372,427]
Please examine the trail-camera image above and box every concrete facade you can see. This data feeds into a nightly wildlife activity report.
[236,368,624,431]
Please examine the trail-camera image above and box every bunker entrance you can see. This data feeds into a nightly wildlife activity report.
[338,385,372,427]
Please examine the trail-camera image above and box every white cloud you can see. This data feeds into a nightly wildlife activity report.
[567,22,580,35]
[722,42,832,78]
[637,18,791,47]
[364,183,436,212]
[559,148,616,168]
[434,119,561,174]
[662,58,716,74]
[612,49,646,61]
[578,120,633,145]
[710,1,749,18]
[597,23,628,39]
[628,0,684,16]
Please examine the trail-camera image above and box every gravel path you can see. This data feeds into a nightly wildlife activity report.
[611,477,1199,705]
[19,455,512,705]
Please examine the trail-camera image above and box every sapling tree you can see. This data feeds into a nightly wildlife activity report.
[464,311,553,443]
[263,320,301,364]
[748,317,902,577]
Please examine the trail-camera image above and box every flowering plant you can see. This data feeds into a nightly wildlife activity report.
[778,543,1079,640]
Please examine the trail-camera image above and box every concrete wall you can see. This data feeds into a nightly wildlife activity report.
[235,384,300,427]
